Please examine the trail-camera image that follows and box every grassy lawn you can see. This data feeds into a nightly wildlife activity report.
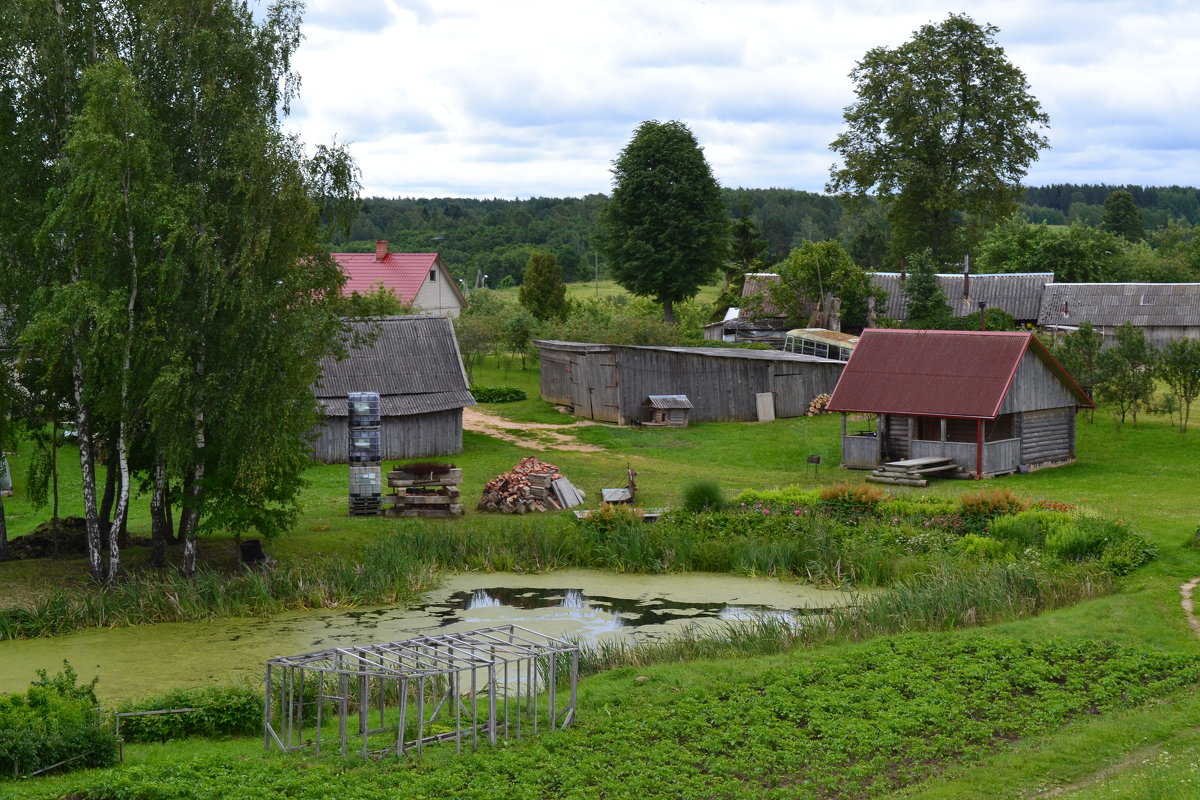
[490,278,726,307]
[5,360,1200,798]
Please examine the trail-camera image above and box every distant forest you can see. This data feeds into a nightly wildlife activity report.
[331,185,1200,287]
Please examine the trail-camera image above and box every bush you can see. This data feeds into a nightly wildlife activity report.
[117,685,262,743]
[0,662,117,779]
[469,385,527,403]
[578,503,644,533]
[682,480,724,512]
[988,510,1070,549]
[960,488,1028,519]
[954,534,1008,560]
[1043,516,1157,575]
[819,482,886,516]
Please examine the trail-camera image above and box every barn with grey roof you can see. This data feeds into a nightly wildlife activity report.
[1038,283,1200,346]
[312,315,475,463]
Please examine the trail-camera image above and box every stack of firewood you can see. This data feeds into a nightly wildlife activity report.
[808,393,832,416]
[477,457,584,513]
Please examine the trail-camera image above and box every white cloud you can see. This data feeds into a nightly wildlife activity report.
[285,0,1200,198]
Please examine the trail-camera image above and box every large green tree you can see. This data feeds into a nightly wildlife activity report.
[2,0,359,579]
[518,250,568,321]
[597,120,729,323]
[829,13,1049,261]
[766,241,884,330]
[1101,189,1146,242]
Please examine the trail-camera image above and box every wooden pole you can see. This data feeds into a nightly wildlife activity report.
[976,419,983,479]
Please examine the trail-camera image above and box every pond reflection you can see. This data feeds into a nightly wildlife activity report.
[0,569,857,700]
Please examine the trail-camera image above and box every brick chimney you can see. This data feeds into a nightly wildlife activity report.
[375,240,389,262]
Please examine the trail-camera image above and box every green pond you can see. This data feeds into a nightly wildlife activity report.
[0,569,856,701]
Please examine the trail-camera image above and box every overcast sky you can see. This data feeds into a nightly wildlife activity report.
[284,0,1200,199]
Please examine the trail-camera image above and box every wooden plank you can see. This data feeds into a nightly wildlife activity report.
[885,456,956,468]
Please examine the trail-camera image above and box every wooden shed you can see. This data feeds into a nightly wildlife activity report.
[1038,283,1200,346]
[827,330,1093,478]
[312,316,475,463]
[535,340,845,424]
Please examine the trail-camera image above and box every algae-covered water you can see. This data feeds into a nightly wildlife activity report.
[0,569,855,701]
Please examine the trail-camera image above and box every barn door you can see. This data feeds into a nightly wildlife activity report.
[568,353,592,419]
[592,358,620,422]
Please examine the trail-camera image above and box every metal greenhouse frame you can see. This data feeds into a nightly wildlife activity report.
[264,625,578,759]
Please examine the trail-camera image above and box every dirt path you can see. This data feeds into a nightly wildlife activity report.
[1181,576,1200,636]
[462,407,604,452]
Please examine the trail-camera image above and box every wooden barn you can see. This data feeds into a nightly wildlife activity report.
[1038,283,1200,346]
[827,330,1093,478]
[534,340,844,424]
[869,271,1052,325]
[312,316,475,463]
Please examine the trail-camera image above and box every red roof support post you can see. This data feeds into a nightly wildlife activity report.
[975,419,983,479]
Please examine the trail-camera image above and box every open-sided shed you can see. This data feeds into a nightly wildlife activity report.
[535,340,844,424]
[827,330,1093,477]
[312,316,475,463]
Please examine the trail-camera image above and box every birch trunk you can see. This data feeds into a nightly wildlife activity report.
[73,355,102,582]
[181,407,205,577]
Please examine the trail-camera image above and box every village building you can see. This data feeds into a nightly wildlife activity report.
[868,271,1052,325]
[535,340,844,424]
[827,329,1093,478]
[703,273,807,344]
[1038,282,1200,346]
[331,240,467,317]
[311,316,475,463]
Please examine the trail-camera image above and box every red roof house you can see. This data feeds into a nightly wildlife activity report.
[332,240,467,317]
[827,329,1092,478]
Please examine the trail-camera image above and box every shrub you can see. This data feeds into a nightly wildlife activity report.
[117,685,262,743]
[578,503,644,533]
[954,534,1008,560]
[960,488,1028,519]
[819,482,886,516]
[682,480,724,512]
[469,385,527,403]
[988,510,1070,548]
[1042,516,1156,575]
[0,663,117,779]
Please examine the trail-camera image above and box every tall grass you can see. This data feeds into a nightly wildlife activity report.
[0,537,438,640]
[567,560,1114,677]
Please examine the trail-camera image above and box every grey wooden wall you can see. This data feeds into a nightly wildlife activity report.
[311,409,463,463]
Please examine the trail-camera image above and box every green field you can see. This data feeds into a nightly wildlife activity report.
[4,359,1200,799]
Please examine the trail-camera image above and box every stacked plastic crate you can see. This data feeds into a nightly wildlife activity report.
[347,392,382,516]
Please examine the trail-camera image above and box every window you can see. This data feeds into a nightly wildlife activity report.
[429,269,437,282]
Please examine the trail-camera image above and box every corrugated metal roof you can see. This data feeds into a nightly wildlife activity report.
[534,340,842,363]
[1037,283,1200,327]
[315,316,474,417]
[870,272,1052,321]
[826,329,1091,419]
[645,395,694,409]
[740,273,783,317]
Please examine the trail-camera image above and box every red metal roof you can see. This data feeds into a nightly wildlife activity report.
[826,329,1092,419]
[332,250,441,303]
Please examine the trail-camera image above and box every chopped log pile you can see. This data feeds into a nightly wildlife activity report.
[808,393,832,416]
[477,457,585,513]
[384,462,464,518]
